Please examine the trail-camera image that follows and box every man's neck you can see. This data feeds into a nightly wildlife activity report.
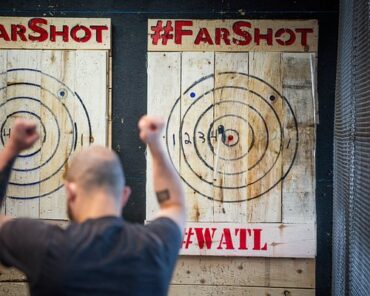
[76,193,121,223]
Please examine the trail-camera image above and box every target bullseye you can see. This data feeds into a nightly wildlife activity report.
[166,72,298,202]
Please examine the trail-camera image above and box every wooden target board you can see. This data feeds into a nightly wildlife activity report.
[0,17,111,219]
[147,19,318,257]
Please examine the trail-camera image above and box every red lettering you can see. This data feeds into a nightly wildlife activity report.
[90,25,108,43]
[235,228,252,250]
[50,25,69,42]
[254,28,273,45]
[182,228,195,249]
[194,228,217,249]
[217,228,234,250]
[253,229,267,251]
[232,21,252,45]
[0,24,10,41]
[295,28,314,46]
[11,24,27,41]
[70,25,91,42]
[194,28,213,45]
[28,18,48,42]
[175,20,193,44]
[215,28,231,45]
[0,25,10,41]
[275,28,296,46]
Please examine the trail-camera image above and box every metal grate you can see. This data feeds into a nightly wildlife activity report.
[333,0,370,295]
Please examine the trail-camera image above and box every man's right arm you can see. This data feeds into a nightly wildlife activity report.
[0,143,17,203]
[0,119,39,220]
[138,116,186,234]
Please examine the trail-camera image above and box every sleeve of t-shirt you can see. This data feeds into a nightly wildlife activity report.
[145,217,182,260]
[0,218,52,281]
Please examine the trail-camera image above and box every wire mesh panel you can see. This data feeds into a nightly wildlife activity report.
[350,0,370,295]
[333,0,370,295]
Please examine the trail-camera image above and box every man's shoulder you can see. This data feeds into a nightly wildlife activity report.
[145,217,182,233]
[0,218,65,273]
[1,218,61,235]
[0,218,65,250]
[142,217,182,250]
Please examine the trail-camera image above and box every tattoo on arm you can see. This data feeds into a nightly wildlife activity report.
[0,159,15,206]
[156,189,170,204]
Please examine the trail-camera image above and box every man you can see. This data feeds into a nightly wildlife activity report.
[0,116,186,296]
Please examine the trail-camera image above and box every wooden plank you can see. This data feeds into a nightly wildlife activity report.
[107,87,112,147]
[282,53,315,224]
[213,52,249,223]
[180,222,315,257]
[5,50,41,218]
[180,52,214,222]
[0,283,29,296]
[247,52,282,223]
[1,256,314,289]
[75,51,108,146]
[267,258,315,288]
[38,50,108,219]
[107,54,112,147]
[169,285,315,296]
[148,19,318,52]
[282,128,315,223]
[38,50,74,220]
[0,50,7,215]
[0,267,26,282]
[146,52,181,220]
[282,53,312,88]
[0,17,111,50]
[172,257,315,288]
[0,282,315,296]
[282,53,315,126]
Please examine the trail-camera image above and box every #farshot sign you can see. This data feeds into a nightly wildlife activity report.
[0,17,110,49]
[147,19,318,258]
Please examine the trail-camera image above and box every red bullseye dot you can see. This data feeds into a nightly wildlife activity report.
[228,135,234,142]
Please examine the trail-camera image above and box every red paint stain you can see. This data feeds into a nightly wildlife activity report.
[228,135,234,142]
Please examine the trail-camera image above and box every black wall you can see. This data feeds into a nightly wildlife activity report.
[0,1,339,295]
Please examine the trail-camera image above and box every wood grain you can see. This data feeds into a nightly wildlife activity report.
[169,285,314,296]
[5,50,41,218]
[0,283,29,296]
[247,52,282,223]
[213,52,249,223]
[146,52,181,220]
[172,257,314,288]
[180,52,215,222]
[282,53,316,224]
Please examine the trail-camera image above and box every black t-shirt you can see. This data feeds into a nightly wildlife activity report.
[0,216,182,296]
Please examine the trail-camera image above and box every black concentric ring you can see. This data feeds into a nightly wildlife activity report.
[166,72,298,202]
[187,91,282,183]
[0,68,93,200]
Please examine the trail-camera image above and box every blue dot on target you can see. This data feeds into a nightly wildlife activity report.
[190,92,196,99]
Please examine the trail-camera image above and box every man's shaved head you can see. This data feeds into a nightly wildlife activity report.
[65,146,125,199]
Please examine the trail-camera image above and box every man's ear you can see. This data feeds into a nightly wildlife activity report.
[65,181,77,202]
[121,186,132,209]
